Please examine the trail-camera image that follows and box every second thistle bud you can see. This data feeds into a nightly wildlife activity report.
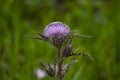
[62,44,73,57]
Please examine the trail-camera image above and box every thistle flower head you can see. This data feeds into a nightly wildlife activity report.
[44,22,70,39]
[44,22,70,47]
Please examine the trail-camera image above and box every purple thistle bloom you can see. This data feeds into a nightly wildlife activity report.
[44,22,70,39]
[44,22,71,47]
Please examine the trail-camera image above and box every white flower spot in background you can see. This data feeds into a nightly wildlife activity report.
[35,68,46,79]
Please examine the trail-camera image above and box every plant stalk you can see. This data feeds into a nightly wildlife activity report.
[56,47,62,80]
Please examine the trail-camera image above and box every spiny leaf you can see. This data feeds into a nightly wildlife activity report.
[62,60,78,78]
[39,62,45,68]
[73,34,92,38]
[25,35,43,40]
[68,52,94,60]
[36,32,48,40]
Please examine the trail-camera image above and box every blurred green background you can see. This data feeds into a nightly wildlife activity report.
[0,0,120,80]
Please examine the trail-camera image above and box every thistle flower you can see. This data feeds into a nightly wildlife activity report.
[29,22,93,80]
[44,22,70,48]
[44,22,70,39]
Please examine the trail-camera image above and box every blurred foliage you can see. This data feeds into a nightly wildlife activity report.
[0,0,120,80]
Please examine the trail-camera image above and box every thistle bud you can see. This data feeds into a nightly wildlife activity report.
[46,63,55,77]
[62,44,72,57]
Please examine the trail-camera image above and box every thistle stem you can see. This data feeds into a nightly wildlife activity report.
[56,47,62,80]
